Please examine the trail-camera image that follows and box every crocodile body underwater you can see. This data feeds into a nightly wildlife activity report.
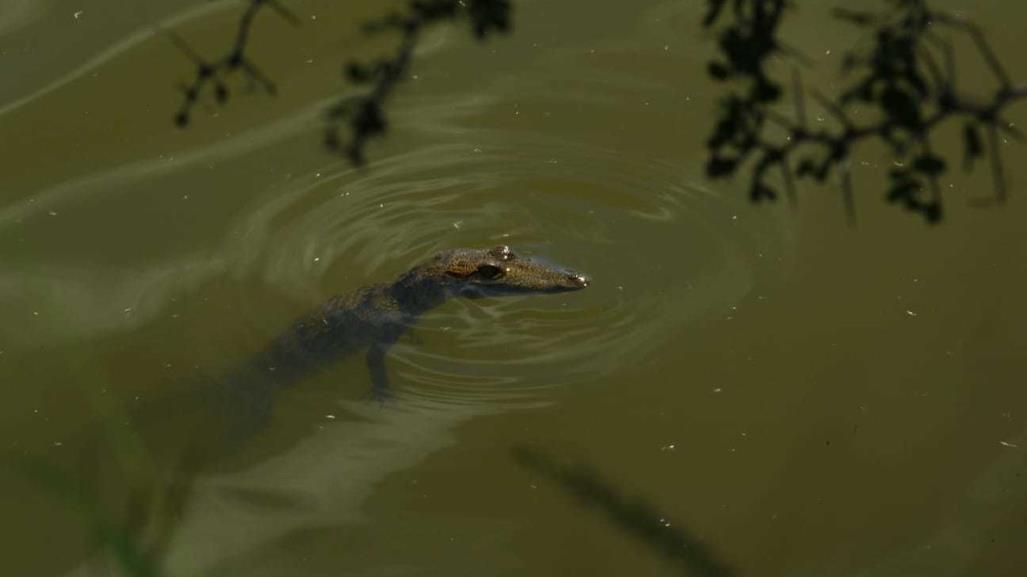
[257,245,588,393]
[213,246,589,431]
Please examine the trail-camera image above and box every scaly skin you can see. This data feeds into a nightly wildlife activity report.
[229,246,589,409]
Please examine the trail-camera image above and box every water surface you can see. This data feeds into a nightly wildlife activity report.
[1,1,1025,576]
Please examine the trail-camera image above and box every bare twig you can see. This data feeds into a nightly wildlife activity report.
[326,0,512,164]
[171,0,299,127]
[170,0,512,165]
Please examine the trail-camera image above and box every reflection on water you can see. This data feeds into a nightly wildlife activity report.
[2,0,1025,576]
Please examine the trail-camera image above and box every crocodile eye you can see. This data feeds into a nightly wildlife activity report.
[489,245,515,261]
[477,264,505,280]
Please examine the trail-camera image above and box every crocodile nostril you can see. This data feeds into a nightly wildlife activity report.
[568,273,590,288]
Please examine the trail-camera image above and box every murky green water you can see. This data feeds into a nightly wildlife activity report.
[2,1,1025,576]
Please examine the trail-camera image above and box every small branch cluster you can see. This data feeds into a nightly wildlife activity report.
[171,0,510,165]
[703,0,1026,223]
[171,0,299,128]
[326,0,511,164]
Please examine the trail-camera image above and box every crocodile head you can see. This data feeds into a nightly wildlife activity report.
[432,245,589,298]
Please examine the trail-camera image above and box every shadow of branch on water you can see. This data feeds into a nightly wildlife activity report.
[324,0,511,164]
[702,0,1027,223]
[512,445,734,577]
[169,0,299,129]
[168,0,512,165]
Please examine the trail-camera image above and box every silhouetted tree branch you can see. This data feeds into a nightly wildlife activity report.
[703,0,1027,223]
[171,0,300,128]
[171,0,511,164]
[327,0,511,164]
[170,1,1023,221]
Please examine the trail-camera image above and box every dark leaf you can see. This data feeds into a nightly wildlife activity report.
[707,61,731,80]
[346,62,371,82]
[924,202,942,223]
[886,180,920,204]
[753,79,781,102]
[912,154,946,176]
[706,156,738,178]
[750,180,777,202]
[702,0,727,27]
[467,0,512,39]
[796,159,817,177]
[353,102,387,135]
[881,87,921,127]
[813,164,831,182]
[963,123,983,169]
[907,68,929,98]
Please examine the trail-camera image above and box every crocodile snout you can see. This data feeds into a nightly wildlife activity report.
[566,273,590,289]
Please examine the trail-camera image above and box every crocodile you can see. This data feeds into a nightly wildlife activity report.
[213,246,588,433]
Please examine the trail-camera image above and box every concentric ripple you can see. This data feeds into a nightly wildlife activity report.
[227,133,791,409]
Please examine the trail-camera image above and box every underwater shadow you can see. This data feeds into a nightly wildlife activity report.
[512,445,734,577]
